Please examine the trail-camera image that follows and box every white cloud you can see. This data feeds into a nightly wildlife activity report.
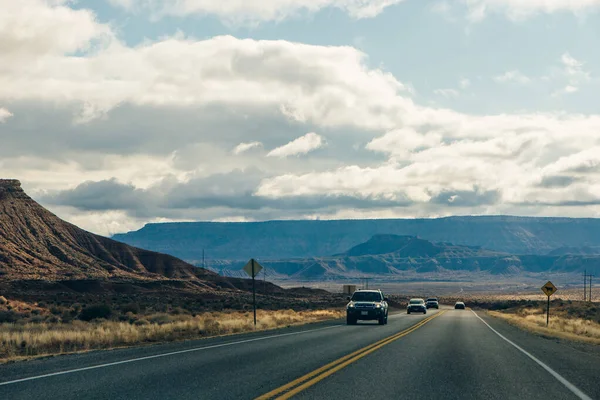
[433,88,460,98]
[0,2,412,128]
[564,85,579,93]
[267,133,325,158]
[494,70,531,84]
[366,128,442,159]
[108,0,407,23]
[543,147,600,175]
[232,141,263,155]
[5,0,600,234]
[561,53,590,86]
[0,0,112,56]
[0,107,13,123]
[459,78,471,89]
[256,112,600,209]
[550,53,590,96]
[464,0,600,21]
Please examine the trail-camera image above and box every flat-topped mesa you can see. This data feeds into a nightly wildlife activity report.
[0,179,22,188]
[0,179,27,200]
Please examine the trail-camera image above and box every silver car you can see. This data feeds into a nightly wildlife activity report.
[407,298,427,314]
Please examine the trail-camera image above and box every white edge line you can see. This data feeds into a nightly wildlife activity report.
[471,310,592,400]
[0,324,343,386]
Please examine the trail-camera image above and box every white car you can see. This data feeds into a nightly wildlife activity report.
[454,301,466,310]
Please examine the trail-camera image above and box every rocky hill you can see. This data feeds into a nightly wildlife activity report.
[0,179,216,283]
[0,179,348,311]
[112,216,600,261]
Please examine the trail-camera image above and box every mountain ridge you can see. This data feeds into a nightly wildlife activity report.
[113,216,600,260]
[209,234,600,280]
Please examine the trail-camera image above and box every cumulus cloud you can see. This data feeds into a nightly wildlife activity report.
[5,0,600,235]
[464,0,600,21]
[256,113,600,211]
[107,0,407,23]
[267,133,325,158]
[433,89,460,98]
[232,141,263,155]
[494,70,531,84]
[366,128,442,159]
[0,1,412,128]
[0,108,12,123]
[0,0,112,56]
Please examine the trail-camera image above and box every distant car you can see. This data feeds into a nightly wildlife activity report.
[346,289,389,325]
[407,298,427,314]
[454,301,466,310]
[425,298,439,309]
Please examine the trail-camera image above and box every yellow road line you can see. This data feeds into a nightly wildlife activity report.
[256,310,446,400]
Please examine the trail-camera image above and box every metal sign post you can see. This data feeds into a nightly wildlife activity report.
[243,258,263,327]
[541,281,558,327]
[252,259,256,325]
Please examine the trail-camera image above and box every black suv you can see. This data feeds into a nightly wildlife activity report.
[346,290,389,325]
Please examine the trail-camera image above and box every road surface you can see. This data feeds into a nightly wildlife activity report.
[1,307,598,399]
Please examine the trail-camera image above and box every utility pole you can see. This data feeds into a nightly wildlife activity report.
[584,270,587,301]
[202,249,205,269]
[362,277,372,289]
[590,274,594,302]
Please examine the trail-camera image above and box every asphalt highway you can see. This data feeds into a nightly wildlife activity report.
[1,307,598,400]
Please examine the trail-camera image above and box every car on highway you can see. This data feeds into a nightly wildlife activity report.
[454,301,466,309]
[425,298,439,309]
[346,289,389,325]
[407,298,427,314]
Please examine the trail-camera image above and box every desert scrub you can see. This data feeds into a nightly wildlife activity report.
[489,309,600,345]
[0,309,344,361]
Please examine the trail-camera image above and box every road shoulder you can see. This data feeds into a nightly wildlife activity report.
[475,310,600,400]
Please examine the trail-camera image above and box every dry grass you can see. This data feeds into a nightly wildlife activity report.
[489,308,600,345]
[0,309,344,362]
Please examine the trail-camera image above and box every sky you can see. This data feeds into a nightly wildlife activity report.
[2,0,600,236]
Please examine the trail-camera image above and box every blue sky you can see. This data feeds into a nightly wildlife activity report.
[1,0,600,235]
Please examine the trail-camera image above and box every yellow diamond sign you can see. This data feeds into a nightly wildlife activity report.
[243,259,263,278]
[541,281,557,297]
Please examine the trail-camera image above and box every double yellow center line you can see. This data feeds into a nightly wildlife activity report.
[256,310,446,400]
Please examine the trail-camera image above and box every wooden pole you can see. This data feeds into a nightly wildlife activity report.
[584,270,587,301]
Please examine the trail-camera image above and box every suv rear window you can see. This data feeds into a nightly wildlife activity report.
[426,298,437,302]
[351,292,382,302]
[409,299,424,304]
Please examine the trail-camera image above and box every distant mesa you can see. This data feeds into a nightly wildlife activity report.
[113,215,600,261]
[211,233,600,280]
[342,234,442,258]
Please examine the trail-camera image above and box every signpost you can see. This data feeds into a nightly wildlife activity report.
[541,281,558,327]
[243,259,263,326]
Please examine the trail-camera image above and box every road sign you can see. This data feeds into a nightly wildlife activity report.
[243,259,263,326]
[541,281,558,327]
[243,259,263,278]
[541,281,557,297]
